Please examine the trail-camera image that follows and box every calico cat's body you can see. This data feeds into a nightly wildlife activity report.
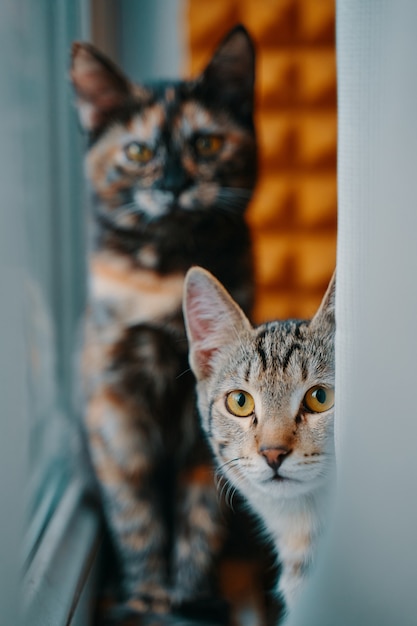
[70,27,257,613]
[183,267,336,619]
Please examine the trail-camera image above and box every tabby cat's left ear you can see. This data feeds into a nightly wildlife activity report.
[183,267,252,380]
[310,270,336,331]
[196,24,255,123]
[70,42,133,132]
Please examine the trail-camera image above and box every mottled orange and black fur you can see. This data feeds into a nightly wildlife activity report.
[71,26,258,618]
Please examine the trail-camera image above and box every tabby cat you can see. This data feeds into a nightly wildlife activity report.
[183,267,336,618]
[70,26,257,615]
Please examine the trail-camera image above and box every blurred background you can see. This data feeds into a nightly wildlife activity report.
[1,1,336,624]
[92,0,337,322]
[186,0,337,322]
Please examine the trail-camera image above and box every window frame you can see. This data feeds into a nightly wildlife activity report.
[0,1,104,624]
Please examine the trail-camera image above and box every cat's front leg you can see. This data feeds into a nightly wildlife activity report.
[114,478,171,615]
[276,558,309,617]
[171,463,224,605]
[274,531,314,618]
[86,385,171,613]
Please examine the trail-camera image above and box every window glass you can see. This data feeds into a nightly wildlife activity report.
[2,0,91,567]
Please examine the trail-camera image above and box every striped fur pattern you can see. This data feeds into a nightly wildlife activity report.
[183,267,336,619]
[71,26,257,614]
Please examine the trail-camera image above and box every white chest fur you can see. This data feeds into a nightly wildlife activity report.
[244,481,330,613]
[90,250,185,326]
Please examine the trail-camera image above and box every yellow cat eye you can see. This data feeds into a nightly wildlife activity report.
[303,386,335,413]
[125,141,154,164]
[195,134,223,157]
[225,390,255,418]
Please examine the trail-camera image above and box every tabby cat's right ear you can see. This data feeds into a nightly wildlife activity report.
[183,267,252,380]
[70,42,133,132]
[310,270,336,333]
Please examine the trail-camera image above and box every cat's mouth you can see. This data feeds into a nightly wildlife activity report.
[261,470,288,484]
[268,472,299,484]
[271,472,293,484]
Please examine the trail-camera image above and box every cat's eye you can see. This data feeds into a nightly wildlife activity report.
[303,386,335,413]
[225,390,255,417]
[125,141,154,164]
[194,134,223,157]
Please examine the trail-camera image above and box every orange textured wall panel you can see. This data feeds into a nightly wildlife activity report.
[185,0,337,322]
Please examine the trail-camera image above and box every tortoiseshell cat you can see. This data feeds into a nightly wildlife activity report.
[184,267,336,620]
[70,26,257,615]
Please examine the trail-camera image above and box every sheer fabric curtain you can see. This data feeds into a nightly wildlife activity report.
[286,2,417,625]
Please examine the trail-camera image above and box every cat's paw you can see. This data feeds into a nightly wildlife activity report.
[128,584,172,615]
[170,575,208,607]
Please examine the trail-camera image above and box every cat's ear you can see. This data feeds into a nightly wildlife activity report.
[310,270,336,331]
[70,42,133,132]
[197,24,255,122]
[183,267,252,380]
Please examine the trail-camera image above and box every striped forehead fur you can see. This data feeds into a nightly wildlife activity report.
[207,318,334,393]
[255,321,319,373]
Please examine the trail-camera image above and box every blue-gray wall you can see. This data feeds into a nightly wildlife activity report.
[118,0,183,82]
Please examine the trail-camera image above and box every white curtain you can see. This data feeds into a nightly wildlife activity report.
[286,2,417,624]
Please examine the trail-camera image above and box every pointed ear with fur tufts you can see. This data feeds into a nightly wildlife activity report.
[70,42,133,132]
[183,267,252,380]
[310,270,336,332]
[196,24,255,124]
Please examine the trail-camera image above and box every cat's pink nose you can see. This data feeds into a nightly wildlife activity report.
[260,446,291,470]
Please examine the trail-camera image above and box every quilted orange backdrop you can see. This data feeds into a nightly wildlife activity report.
[185,0,337,323]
